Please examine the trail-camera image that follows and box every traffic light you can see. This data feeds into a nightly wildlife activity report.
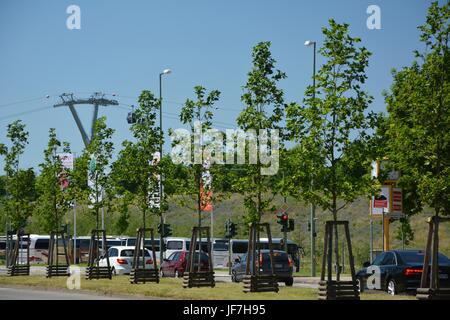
[225,219,237,238]
[157,223,162,235]
[288,219,295,231]
[229,222,237,238]
[277,212,289,232]
[164,224,172,237]
[158,223,172,238]
[225,220,229,238]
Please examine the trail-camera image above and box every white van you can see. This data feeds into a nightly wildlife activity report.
[29,235,50,264]
[165,237,190,258]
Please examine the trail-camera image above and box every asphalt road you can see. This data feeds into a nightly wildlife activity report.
[0,286,132,300]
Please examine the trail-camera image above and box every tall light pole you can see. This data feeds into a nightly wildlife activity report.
[305,40,317,277]
[159,68,171,264]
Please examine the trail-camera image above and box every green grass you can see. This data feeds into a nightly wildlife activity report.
[0,275,414,300]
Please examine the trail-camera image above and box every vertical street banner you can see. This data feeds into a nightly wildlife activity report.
[391,187,404,219]
[149,151,161,209]
[57,153,73,190]
[200,158,213,212]
[57,153,74,170]
[88,154,101,208]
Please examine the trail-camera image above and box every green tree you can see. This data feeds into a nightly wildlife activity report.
[0,120,36,230]
[286,20,379,278]
[35,128,72,233]
[235,41,285,224]
[176,85,221,227]
[395,217,414,246]
[75,117,115,229]
[384,1,450,218]
[111,90,162,229]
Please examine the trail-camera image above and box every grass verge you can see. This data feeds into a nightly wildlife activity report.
[0,275,415,300]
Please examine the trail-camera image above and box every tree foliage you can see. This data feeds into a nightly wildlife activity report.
[384,2,450,217]
[175,86,221,226]
[35,128,72,233]
[74,117,115,228]
[0,120,36,230]
[111,90,162,226]
[235,41,286,224]
[286,19,379,220]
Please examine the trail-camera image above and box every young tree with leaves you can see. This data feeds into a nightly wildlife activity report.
[35,128,72,233]
[286,20,379,278]
[74,116,115,230]
[385,1,450,219]
[111,90,162,241]
[0,120,36,230]
[235,41,285,224]
[176,86,221,227]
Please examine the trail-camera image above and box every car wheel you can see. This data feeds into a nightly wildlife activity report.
[174,270,180,278]
[160,269,165,278]
[387,279,397,295]
[284,277,294,286]
[111,267,116,276]
[356,278,365,293]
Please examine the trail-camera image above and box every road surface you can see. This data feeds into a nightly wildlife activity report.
[0,286,146,300]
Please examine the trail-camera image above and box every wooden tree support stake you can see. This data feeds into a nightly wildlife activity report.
[46,229,70,277]
[243,223,279,293]
[183,226,215,288]
[7,230,30,277]
[130,227,159,284]
[319,221,359,300]
[86,229,112,280]
[417,216,450,300]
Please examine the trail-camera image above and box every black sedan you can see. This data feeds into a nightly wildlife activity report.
[356,250,450,295]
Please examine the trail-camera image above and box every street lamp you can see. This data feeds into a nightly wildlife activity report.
[159,68,171,263]
[305,40,317,277]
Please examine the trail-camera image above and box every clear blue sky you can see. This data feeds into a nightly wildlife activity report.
[0,0,436,173]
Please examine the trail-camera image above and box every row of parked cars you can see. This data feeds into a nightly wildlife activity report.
[98,245,296,287]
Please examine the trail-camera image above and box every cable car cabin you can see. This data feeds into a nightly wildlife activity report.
[127,111,137,124]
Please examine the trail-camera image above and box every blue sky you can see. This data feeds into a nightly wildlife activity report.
[0,0,435,173]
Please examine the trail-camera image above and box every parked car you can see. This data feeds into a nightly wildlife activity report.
[98,246,155,275]
[356,250,450,295]
[160,250,210,278]
[231,250,294,286]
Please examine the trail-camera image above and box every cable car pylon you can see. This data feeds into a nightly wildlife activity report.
[53,92,118,148]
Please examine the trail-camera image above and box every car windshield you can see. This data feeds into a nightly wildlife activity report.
[399,251,450,264]
[187,252,209,262]
[167,241,183,250]
[120,249,150,257]
[213,242,228,251]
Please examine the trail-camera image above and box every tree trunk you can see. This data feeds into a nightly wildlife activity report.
[332,192,340,281]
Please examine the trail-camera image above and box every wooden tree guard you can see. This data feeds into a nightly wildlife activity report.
[86,229,112,280]
[243,223,279,293]
[417,216,450,300]
[319,221,359,300]
[183,226,215,288]
[46,229,70,277]
[130,228,159,284]
[7,230,30,276]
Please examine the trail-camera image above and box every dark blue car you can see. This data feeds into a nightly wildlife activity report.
[356,250,450,295]
[231,249,294,286]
